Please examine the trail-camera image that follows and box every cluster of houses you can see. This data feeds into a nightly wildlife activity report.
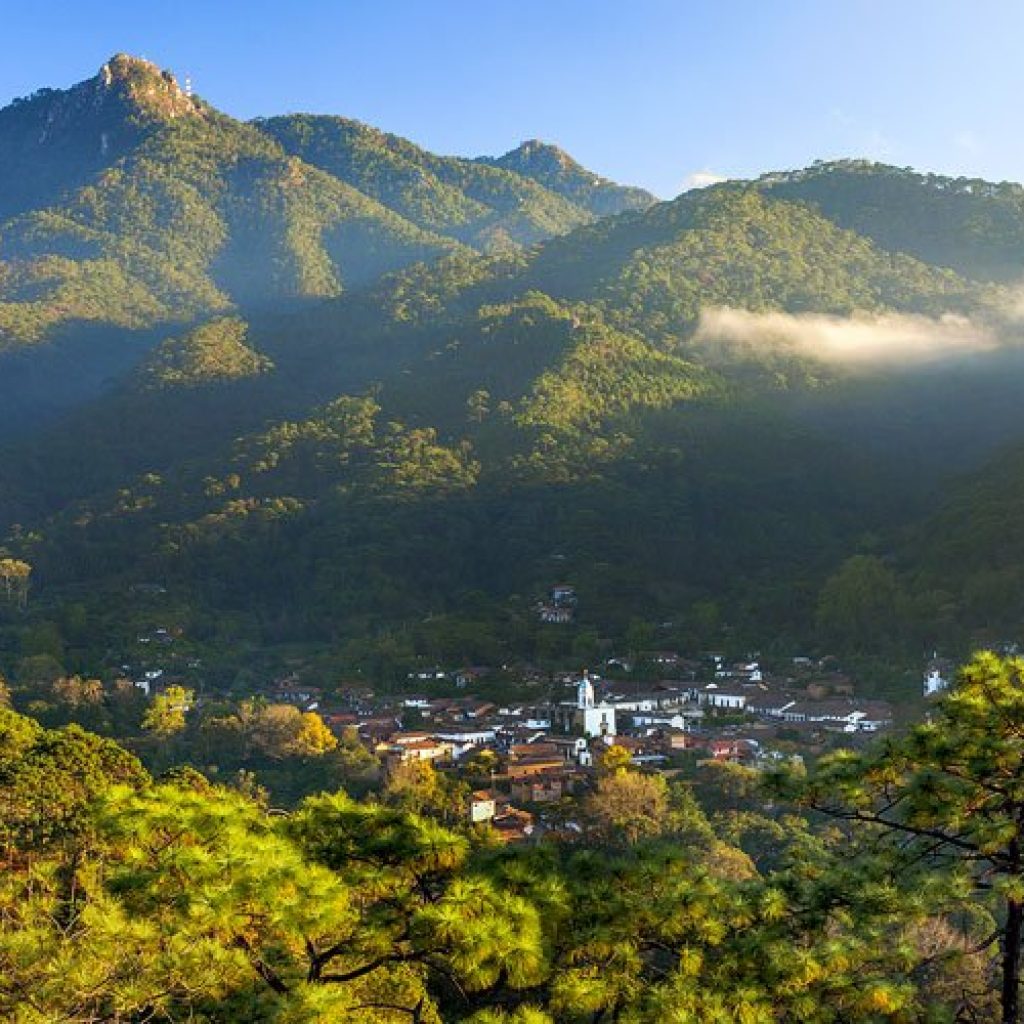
[537,584,577,624]
[243,655,920,841]
[124,626,969,844]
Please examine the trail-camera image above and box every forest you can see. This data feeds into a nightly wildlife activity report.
[4,652,1024,1024]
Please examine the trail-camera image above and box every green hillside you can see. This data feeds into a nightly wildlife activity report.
[524,185,983,343]
[0,57,460,350]
[757,159,1024,281]
[0,53,196,222]
[2,56,1024,673]
[478,138,655,216]
[895,427,1024,637]
[0,174,1001,662]
[254,114,646,248]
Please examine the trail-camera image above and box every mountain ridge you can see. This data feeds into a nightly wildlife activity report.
[4,57,1024,666]
[0,55,651,355]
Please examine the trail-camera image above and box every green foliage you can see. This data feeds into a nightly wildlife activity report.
[815,554,901,650]
[143,316,272,388]
[779,651,1024,1023]
[529,186,981,347]
[0,710,148,852]
[141,685,194,737]
[479,138,654,218]
[0,706,1011,1021]
[256,114,619,249]
[758,158,1024,281]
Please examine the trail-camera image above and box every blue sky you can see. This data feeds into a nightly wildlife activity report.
[2,0,1021,198]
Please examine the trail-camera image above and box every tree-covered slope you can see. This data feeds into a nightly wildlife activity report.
[0,56,461,351]
[895,428,1024,635]
[523,185,983,343]
[0,53,198,223]
[478,138,655,216]
[756,159,1024,281]
[254,114,634,249]
[2,56,1022,665]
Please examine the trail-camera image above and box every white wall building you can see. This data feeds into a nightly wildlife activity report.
[696,683,747,711]
[554,672,618,737]
[923,665,950,697]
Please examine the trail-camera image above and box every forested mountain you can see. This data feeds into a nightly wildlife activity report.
[0,55,653,433]
[5,56,1024,683]
[256,117,652,248]
[477,138,655,216]
[0,55,466,352]
[756,159,1024,281]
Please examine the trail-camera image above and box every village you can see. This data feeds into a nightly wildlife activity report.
[119,592,960,843]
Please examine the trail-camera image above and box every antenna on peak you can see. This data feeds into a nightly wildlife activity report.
[184,75,193,98]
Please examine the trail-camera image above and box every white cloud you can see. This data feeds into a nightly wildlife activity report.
[681,169,728,192]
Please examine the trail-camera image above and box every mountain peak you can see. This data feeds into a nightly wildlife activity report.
[481,140,656,217]
[0,53,204,223]
[94,53,199,120]
[501,139,582,173]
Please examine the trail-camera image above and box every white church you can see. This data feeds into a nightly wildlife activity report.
[923,661,951,697]
[553,672,617,738]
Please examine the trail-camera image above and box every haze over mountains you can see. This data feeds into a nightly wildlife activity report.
[4,54,1024,681]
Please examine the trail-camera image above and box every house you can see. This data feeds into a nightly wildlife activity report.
[133,667,168,697]
[383,737,453,763]
[508,742,562,761]
[455,666,491,688]
[695,683,747,711]
[357,716,402,743]
[506,757,566,780]
[401,695,432,709]
[269,681,323,708]
[522,713,552,729]
[434,727,497,753]
[646,651,681,667]
[511,776,565,804]
[468,790,496,823]
[539,605,573,624]
[779,699,893,733]
[630,711,690,731]
[407,667,448,681]
[491,807,535,844]
[745,693,799,719]
[705,738,759,765]
[322,711,359,733]
[461,700,497,720]
[609,735,665,763]
[496,725,550,751]
[544,735,591,764]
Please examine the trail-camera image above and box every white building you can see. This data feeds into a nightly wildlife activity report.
[469,791,496,823]
[554,672,618,738]
[696,683,747,711]
[924,661,951,698]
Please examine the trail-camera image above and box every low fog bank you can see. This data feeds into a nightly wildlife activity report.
[692,307,1011,367]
